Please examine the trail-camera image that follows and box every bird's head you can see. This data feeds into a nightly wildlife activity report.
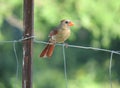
[60,19,74,29]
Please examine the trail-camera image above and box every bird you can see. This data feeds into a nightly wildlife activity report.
[40,19,74,58]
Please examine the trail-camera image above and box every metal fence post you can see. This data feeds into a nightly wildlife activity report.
[22,0,34,88]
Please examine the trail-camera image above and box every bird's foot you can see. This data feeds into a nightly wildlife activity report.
[63,43,68,48]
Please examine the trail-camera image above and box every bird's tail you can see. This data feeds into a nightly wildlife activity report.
[40,42,55,58]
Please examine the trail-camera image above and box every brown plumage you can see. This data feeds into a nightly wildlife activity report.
[40,19,74,58]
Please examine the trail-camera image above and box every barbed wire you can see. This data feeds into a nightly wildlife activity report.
[0,36,119,88]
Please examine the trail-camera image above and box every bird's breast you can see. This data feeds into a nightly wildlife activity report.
[52,29,71,43]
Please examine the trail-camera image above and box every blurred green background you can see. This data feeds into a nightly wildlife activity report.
[0,0,120,88]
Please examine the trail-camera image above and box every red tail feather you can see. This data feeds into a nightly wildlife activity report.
[47,44,55,57]
[40,44,55,58]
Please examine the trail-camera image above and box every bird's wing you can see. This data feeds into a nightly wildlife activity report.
[48,29,58,37]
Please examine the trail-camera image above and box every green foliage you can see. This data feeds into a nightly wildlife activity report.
[0,0,120,88]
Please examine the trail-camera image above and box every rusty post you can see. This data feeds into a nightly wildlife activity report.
[22,0,34,88]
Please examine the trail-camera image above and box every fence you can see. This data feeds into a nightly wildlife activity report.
[0,37,120,88]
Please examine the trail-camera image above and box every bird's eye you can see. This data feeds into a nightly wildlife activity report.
[65,21,69,24]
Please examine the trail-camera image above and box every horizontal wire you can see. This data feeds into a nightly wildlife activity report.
[0,36,35,43]
[0,37,120,55]
[34,40,120,55]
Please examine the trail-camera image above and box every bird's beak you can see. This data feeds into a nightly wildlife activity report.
[68,21,74,26]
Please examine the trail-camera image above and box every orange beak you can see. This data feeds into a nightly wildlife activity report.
[68,21,74,26]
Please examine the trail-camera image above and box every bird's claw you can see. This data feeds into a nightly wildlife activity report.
[63,43,68,48]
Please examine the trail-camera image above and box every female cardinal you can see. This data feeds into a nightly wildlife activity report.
[40,19,74,58]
